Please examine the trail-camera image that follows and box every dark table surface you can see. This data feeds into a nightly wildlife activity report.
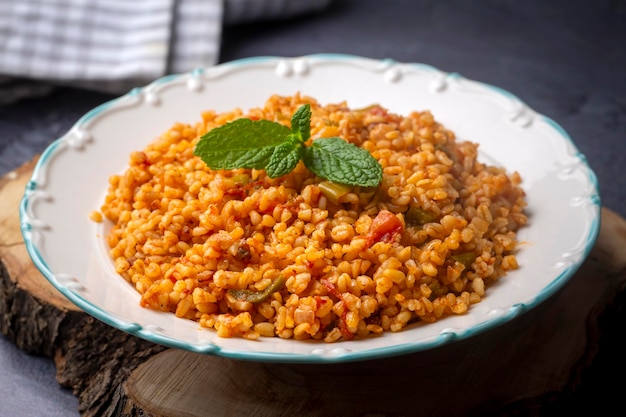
[1,1,625,416]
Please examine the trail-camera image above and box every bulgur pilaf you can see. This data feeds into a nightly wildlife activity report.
[99,94,527,342]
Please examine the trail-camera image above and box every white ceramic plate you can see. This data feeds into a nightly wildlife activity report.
[20,54,601,363]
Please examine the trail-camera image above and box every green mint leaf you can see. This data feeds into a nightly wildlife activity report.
[193,105,383,188]
[290,104,311,142]
[194,118,290,169]
[302,137,383,187]
[266,141,303,178]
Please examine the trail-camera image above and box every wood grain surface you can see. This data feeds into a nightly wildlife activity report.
[2,158,625,417]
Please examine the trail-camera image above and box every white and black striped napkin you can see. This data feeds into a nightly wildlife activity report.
[0,0,332,103]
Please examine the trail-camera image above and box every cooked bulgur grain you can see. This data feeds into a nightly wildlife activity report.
[99,93,527,342]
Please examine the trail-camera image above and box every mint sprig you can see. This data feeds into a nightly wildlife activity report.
[194,104,383,187]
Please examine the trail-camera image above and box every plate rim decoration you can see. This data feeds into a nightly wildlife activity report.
[19,54,601,363]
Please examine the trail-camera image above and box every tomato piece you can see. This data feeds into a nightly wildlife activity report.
[366,210,403,247]
[321,278,343,300]
[320,278,354,340]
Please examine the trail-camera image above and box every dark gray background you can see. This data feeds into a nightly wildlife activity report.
[1,1,624,416]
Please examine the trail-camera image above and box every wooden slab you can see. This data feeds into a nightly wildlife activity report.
[2,158,625,416]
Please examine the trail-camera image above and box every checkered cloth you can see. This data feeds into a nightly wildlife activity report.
[0,0,332,104]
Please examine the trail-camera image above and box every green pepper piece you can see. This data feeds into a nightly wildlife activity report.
[232,173,251,185]
[428,281,445,299]
[434,143,458,164]
[405,206,437,226]
[318,180,352,205]
[451,252,476,269]
[228,275,286,304]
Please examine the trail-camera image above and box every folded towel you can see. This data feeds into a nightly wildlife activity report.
[0,0,333,104]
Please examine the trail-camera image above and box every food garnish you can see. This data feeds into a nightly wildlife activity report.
[227,275,286,304]
[194,104,383,187]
